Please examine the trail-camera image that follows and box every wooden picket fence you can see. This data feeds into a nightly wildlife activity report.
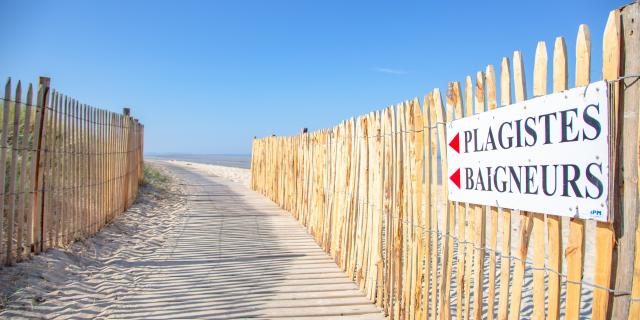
[0,76,144,267]
[251,3,639,319]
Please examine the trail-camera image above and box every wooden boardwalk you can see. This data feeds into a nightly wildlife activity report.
[109,162,385,319]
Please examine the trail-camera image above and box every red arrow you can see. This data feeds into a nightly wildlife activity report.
[449,133,460,153]
[449,168,461,188]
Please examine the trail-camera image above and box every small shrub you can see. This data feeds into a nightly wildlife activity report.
[143,164,170,188]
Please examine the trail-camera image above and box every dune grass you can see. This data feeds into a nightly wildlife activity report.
[143,163,170,188]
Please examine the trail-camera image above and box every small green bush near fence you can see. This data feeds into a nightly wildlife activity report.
[143,163,170,188]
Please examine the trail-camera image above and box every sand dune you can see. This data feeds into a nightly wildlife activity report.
[0,164,187,319]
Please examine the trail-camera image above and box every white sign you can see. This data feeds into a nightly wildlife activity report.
[446,81,610,221]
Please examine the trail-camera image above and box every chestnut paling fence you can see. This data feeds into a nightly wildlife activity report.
[251,3,639,320]
[0,76,144,266]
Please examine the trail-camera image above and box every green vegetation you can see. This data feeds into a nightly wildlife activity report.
[143,163,170,189]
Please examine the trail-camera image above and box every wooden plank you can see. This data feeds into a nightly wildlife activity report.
[105,111,109,222]
[547,36,567,320]
[97,110,102,228]
[47,92,55,247]
[471,71,486,320]
[16,83,33,261]
[0,78,12,263]
[531,41,547,320]
[496,56,512,320]
[355,117,369,290]
[564,24,589,320]
[392,111,401,317]
[427,92,439,320]
[403,104,411,320]
[92,106,97,228]
[508,50,533,320]
[61,96,68,244]
[5,80,22,264]
[72,100,82,240]
[399,104,411,320]
[448,81,465,320]
[592,7,622,318]
[58,95,65,244]
[372,112,384,302]
[54,93,61,246]
[484,65,498,320]
[31,77,49,254]
[623,3,640,319]
[609,4,640,319]
[462,76,474,320]
[43,90,56,250]
[103,110,106,222]
[85,105,91,236]
[83,104,89,236]
[401,105,407,319]
[402,103,414,320]
[424,93,436,320]
[422,94,432,320]
[382,108,393,316]
[436,86,454,320]
[411,99,424,319]
[71,99,76,237]
[43,91,53,249]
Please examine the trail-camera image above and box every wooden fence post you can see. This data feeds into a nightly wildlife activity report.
[611,2,640,319]
[122,107,132,209]
[0,79,12,264]
[33,76,50,254]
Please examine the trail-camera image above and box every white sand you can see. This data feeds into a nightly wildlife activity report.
[0,161,253,319]
[0,163,187,319]
[162,159,251,187]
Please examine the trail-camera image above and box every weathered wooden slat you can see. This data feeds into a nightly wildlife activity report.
[508,50,532,320]
[471,71,486,320]
[622,3,640,319]
[484,65,499,320]
[6,81,22,265]
[392,104,402,319]
[0,78,13,262]
[31,77,49,255]
[592,7,623,319]
[547,36,567,320]
[531,41,547,320]
[462,76,474,320]
[411,99,424,319]
[15,83,33,262]
[448,81,464,320]
[496,56,512,320]
[565,24,590,320]
[428,92,440,320]
[433,90,449,320]
[439,83,457,320]
[43,90,56,250]
[422,94,432,320]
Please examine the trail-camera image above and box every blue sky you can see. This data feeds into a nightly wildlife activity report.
[0,0,628,154]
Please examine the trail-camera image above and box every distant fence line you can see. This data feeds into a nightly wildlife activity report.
[251,3,639,320]
[0,76,144,266]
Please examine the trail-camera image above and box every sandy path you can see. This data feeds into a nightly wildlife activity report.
[164,160,251,187]
[106,161,384,319]
[1,161,384,319]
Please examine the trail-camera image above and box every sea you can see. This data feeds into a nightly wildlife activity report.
[146,154,251,169]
